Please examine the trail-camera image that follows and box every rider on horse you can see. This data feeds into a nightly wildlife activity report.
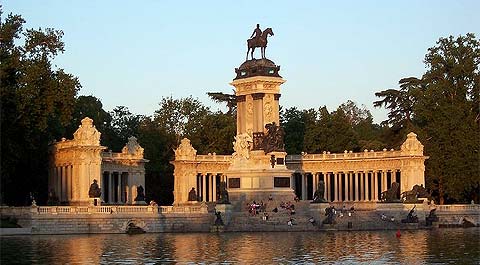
[250,24,262,43]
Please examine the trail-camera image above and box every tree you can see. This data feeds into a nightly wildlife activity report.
[109,106,144,151]
[66,95,112,144]
[416,34,480,204]
[153,96,209,143]
[375,34,480,204]
[374,77,422,132]
[137,118,176,205]
[207,91,237,115]
[143,96,236,205]
[281,107,307,154]
[193,112,235,154]
[1,10,80,205]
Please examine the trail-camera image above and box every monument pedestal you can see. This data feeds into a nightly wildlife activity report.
[89,198,101,206]
[226,150,295,202]
[215,204,233,225]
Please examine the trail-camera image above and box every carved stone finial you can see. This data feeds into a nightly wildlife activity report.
[73,117,101,146]
[122,136,144,158]
[401,132,424,156]
[175,138,197,160]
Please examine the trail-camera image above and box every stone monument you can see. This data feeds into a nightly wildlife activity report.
[227,25,294,202]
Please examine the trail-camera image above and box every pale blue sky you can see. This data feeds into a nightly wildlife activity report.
[3,1,479,123]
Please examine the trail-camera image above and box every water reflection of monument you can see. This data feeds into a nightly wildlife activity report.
[172,25,428,205]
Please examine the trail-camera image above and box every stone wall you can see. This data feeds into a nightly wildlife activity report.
[1,204,478,234]
[1,205,212,235]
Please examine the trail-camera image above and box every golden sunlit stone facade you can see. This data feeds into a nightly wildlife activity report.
[49,117,148,205]
[172,60,428,205]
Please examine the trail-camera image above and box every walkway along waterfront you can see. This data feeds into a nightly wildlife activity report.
[1,203,478,235]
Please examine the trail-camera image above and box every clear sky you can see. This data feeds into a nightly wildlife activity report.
[3,1,479,123]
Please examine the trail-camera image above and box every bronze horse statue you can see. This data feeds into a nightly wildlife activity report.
[246,28,274,60]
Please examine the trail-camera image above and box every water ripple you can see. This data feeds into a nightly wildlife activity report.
[1,229,479,264]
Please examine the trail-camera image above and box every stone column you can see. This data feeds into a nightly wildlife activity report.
[349,172,353,201]
[108,172,113,203]
[324,172,330,202]
[333,172,338,202]
[212,174,217,202]
[56,167,61,200]
[60,167,65,202]
[360,172,364,201]
[370,172,375,201]
[367,172,372,201]
[339,172,343,202]
[66,165,72,202]
[312,173,317,199]
[352,172,358,201]
[381,170,387,193]
[202,174,207,202]
[301,173,307,200]
[388,169,395,188]
[373,171,379,201]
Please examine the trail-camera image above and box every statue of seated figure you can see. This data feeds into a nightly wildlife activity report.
[135,185,145,202]
[188,187,197,201]
[88,179,101,198]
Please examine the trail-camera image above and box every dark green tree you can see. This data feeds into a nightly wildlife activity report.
[109,106,144,151]
[416,34,480,204]
[207,91,237,115]
[375,34,480,204]
[1,10,80,205]
[137,118,176,205]
[66,95,113,144]
[281,107,307,154]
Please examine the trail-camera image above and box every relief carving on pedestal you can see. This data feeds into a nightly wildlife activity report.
[232,133,253,160]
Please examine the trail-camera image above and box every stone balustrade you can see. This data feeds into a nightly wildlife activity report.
[286,149,406,161]
[436,204,480,212]
[2,205,208,215]
[195,154,232,162]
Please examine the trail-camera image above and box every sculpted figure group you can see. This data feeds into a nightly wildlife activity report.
[246,24,274,60]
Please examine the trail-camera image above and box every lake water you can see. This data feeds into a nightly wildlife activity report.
[1,228,479,264]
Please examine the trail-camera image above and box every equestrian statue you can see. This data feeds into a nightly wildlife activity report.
[246,24,274,60]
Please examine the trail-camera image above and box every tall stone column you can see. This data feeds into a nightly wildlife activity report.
[360,172,364,201]
[116,172,121,203]
[324,172,330,202]
[300,173,306,200]
[66,165,72,202]
[202,174,207,202]
[61,167,67,202]
[56,167,61,201]
[354,172,359,201]
[212,174,217,202]
[339,172,343,202]
[333,172,338,202]
[373,171,379,201]
[108,172,113,203]
[366,172,371,201]
[381,170,387,193]
[349,172,353,201]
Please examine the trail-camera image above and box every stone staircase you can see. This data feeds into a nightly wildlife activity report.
[219,199,428,231]
[224,199,318,232]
